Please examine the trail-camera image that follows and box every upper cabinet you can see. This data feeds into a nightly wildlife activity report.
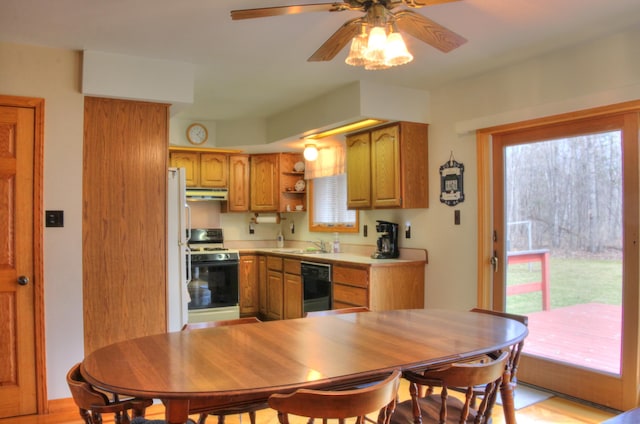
[250,154,280,212]
[346,122,428,209]
[249,153,306,213]
[227,154,250,212]
[169,149,228,188]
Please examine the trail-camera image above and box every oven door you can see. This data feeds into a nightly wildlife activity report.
[188,260,239,311]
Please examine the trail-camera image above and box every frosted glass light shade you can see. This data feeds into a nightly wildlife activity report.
[345,32,368,66]
[364,26,388,70]
[303,144,318,161]
[385,32,413,66]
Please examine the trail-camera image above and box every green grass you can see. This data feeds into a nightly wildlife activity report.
[506,257,622,315]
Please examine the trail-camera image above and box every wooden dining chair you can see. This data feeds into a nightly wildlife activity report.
[391,351,509,424]
[268,369,401,424]
[305,306,370,317]
[181,316,267,424]
[463,308,529,423]
[66,363,153,424]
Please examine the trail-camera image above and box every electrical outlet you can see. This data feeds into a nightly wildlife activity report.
[363,224,368,237]
[405,222,411,239]
[455,210,461,225]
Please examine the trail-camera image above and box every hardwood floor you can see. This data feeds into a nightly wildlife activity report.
[0,379,618,424]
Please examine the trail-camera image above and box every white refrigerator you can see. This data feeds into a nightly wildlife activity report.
[167,167,190,332]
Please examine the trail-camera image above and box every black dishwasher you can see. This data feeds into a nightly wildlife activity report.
[301,261,332,315]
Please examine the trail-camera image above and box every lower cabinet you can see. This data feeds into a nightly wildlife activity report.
[283,259,302,319]
[333,264,369,309]
[333,262,425,311]
[239,255,259,316]
[266,256,284,320]
[258,256,267,316]
[253,253,425,320]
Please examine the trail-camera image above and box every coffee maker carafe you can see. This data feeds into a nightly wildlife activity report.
[371,220,400,259]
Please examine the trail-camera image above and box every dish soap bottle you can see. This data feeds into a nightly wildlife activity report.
[332,232,340,253]
[276,230,284,248]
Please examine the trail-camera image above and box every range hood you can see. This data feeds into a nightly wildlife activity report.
[186,187,228,201]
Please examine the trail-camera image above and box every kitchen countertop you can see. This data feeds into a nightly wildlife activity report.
[239,247,427,266]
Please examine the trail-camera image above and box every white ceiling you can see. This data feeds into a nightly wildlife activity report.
[2,0,640,123]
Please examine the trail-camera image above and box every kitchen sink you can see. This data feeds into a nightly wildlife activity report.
[271,248,329,254]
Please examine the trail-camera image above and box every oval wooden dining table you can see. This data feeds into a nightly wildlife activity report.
[81,309,528,424]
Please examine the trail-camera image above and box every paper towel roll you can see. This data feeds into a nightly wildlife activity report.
[255,215,280,224]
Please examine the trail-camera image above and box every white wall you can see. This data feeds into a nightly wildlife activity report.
[1,23,639,400]
[0,42,85,398]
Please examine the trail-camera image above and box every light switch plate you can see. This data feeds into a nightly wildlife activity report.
[46,210,64,227]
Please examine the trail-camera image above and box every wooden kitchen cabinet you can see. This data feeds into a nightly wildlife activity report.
[266,256,284,320]
[200,152,228,187]
[169,149,228,188]
[250,153,306,212]
[345,132,372,209]
[250,154,279,212]
[258,255,267,316]
[283,258,302,319]
[226,154,250,212]
[346,121,428,209]
[332,262,424,311]
[278,153,306,213]
[239,255,259,316]
[170,151,199,186]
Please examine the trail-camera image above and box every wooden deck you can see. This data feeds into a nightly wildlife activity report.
[523,303,621,374]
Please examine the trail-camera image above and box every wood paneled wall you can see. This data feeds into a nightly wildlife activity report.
[83,97,168,354]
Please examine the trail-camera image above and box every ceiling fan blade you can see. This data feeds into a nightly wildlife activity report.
[395,10,467,53]
[401,0,463,8]
[231,3,358,20]
[308,17,363,61]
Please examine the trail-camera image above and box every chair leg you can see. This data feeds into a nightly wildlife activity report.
[197,413,208,424]
[409,382,422,424]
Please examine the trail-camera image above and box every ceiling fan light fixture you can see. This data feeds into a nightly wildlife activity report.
[303,143,319,161]
[345,30,368,67]
[363,26,389,70]
[384,32,413,67]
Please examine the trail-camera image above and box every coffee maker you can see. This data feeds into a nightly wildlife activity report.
[371,220,400,259]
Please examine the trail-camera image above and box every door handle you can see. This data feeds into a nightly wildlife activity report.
[490,252,499,272]
[17,275,29,286]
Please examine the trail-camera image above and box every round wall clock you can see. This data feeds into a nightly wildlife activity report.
[186,123,208,145]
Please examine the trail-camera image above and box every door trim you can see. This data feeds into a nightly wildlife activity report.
[476,100,640,410]
[0,95,47,413]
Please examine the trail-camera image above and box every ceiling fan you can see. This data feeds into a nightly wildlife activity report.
[230,0,467,63]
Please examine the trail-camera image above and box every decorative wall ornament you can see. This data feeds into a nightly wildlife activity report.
[440,151,464,206]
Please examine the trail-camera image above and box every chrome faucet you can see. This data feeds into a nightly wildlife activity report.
[310,239,327,252]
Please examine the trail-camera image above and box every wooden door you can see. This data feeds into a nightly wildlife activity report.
[0,98,44,417]
[346,132,371,209]
[199,152,228,187]
[371,125,401,208]
[478,105,640,410]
